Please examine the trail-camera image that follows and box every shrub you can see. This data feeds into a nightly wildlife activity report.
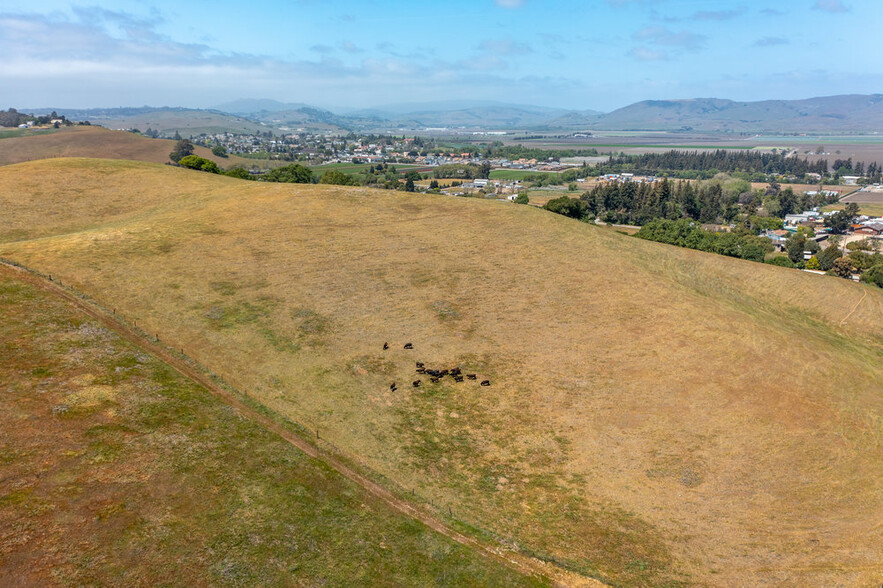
[178,155,220,174]
[766,255,797,268]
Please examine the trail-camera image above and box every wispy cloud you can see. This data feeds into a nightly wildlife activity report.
[813,0,849,13]
[760,8,785,15]
[339,41,363,53]
[693,8,745,20]
[478,39,532,55]
[628,47,668,61]
[753,36,789,47]
[607,0,660,6]
[310,44,333,54]
[633,26,706,51]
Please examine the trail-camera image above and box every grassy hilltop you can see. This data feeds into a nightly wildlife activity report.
[2,157,882,586]
[0,126,250,168]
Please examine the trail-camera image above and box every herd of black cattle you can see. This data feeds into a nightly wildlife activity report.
[384,342,490,392]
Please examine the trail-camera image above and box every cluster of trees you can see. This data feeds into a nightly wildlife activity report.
[633,217,883,288]
[601,150,828,179]
[0,108,33,127]
[432,163,492,179]
[635,218,774,262]
[478,142,600,161]
[572,176,838,226]
[0,108,70,128]
[830,158,883,183]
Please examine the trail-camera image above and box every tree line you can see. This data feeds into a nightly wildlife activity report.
[570,177,839,226]
[603,149,828,176]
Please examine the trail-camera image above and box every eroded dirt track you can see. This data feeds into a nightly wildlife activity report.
[0,260,601,588]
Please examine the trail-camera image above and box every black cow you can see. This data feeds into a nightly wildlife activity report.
[390,382,397,391]
[430,377,440,384]
[412,380,421,387]
[404,342,413,350]
[454,375,464,382]
[383,342,389,350]
[416,361,425,368]
[416,368,425,374]
[466,374,477,380]
[480,380,490,387]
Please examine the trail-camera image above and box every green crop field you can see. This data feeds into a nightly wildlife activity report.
[0,128,59,140]
[489,169,560,180]
[2,157,882,586]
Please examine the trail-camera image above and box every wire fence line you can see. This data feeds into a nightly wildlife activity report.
[0,257,522,560]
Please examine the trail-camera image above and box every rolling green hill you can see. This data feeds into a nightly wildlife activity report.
[2,157,882,586]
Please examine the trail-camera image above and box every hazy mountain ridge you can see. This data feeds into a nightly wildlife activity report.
[593,94,883,132]
[19,94,883,134]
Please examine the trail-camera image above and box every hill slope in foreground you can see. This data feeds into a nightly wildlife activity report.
[0,272,543,587]
[2,158,882,586]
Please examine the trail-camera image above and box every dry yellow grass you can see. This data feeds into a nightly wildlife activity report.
[2,157,882,586]
[0,125,250,168]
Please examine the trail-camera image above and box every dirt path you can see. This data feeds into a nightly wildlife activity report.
[839,290,868,327]
[0,260,602,588]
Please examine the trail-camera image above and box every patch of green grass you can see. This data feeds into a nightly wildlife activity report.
[203,299,273,329]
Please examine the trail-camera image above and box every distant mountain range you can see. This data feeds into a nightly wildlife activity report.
[25,94,883,134]
[590,94,883,132]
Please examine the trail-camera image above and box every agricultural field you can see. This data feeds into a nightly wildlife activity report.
[2,158,883,586]
[840,188,883,204]
[489,169,559,180]
[0,269,548,587]
[309,163,430,176]
[823,202,883,217]
[0,128,59,140]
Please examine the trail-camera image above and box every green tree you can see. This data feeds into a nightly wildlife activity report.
[513,193,529,204]
[805,256,821,270]
[177,155,220,173]
[224,167,253,180]
[263,164,313,184]
[766,255,797,268]
[169,139,194,163]
[861,263,883,288]
[404,177,416,192]
[543,196,589,220]
[816,245,842,271]
[785,233,807,263]
[211,144,228,158]
[830,257,854,278]
[319,169,356,186]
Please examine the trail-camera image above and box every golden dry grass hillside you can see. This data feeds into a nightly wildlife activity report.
[2,158,882,586]
[0,126,248,168]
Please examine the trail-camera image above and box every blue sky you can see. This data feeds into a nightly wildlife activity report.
[1,0,878,112]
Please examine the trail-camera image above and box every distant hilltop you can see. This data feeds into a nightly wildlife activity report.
[17,94,883,134]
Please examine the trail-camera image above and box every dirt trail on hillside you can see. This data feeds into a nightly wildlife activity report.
[839,290,868,326]
[0,260,602,588]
